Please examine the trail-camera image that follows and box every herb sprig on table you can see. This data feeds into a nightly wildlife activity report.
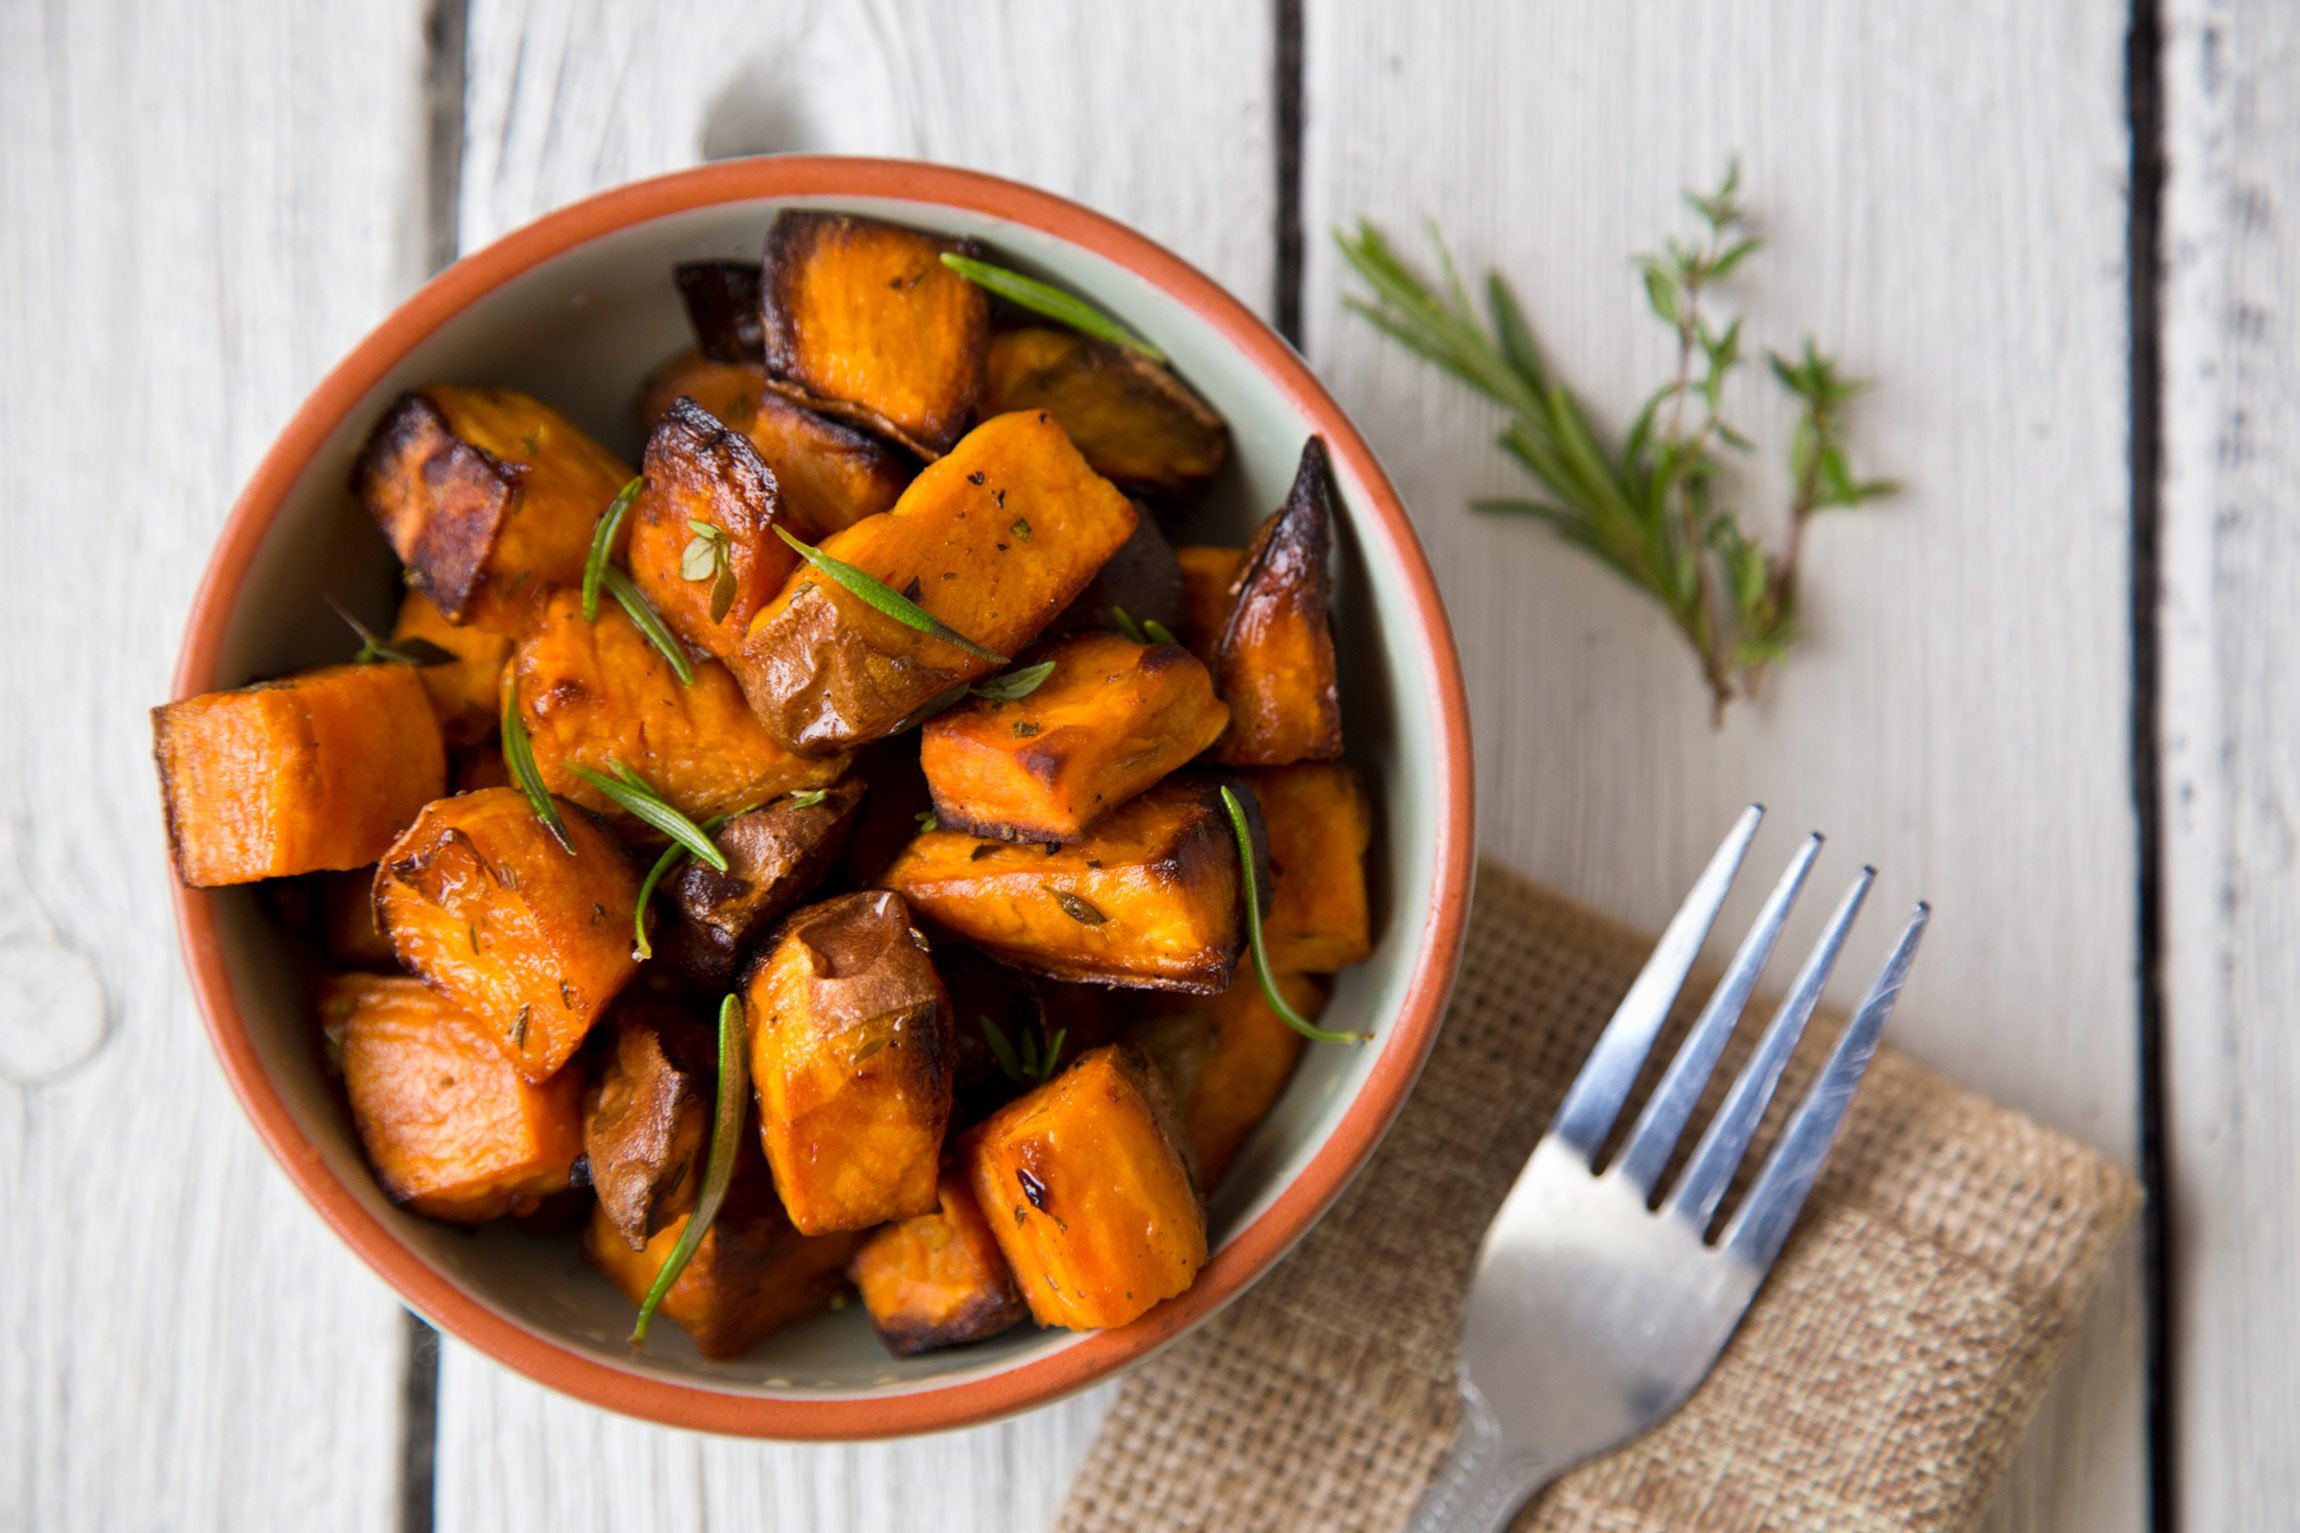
[1338,162,1894,723]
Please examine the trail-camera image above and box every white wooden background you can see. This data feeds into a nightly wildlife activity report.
[2,0,2290,1528]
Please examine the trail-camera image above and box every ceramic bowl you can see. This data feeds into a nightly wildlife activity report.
[170,156,1473,1437]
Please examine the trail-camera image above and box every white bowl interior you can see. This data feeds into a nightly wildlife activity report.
[203,188,1448,1404]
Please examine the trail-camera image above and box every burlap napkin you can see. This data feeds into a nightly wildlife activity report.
[1057,862,2140,1533]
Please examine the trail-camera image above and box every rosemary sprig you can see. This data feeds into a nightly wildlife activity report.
[981,1014,1067,1087]
[784,788,828,810]
[631,994,747,1346]
[971,660,1057,702]
[500,676,576,855]
[630,804,751,961]
[1336,162,1894,722]
[1108,607,1180,647]
[680,519,738,624]
[567,760,728,872]
[326,597,457,668]
[581,476,646,622]
[1217,786,1369,1044]
[600,565,695,685]
[772,526,1006,664]
[938,253,1168,364]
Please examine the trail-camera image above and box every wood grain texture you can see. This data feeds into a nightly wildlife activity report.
[1300,4,2145,1531]
[0,0,431,1528]
[2161,1,2300,1527]
[436,4,1273,1528]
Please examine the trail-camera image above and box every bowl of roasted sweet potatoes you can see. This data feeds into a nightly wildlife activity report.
[157,157,1472,1437]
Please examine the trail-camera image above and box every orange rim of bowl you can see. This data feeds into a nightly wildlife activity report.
[170,156,1475,1439]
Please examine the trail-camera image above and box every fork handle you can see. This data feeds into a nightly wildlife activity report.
[1404,1383,1579,1533]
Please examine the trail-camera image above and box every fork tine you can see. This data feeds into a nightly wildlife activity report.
[1724,903,1929,1269]
[1663,867,1875,1232]
[1611,833,1824,1198]
[1548,805,1765,1160]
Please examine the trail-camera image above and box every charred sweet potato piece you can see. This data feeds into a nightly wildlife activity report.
[980,328,1228,495]
[967,1044,1206,1330]
[849,1166,1027,1355]
[353,387,633,632]
[921,633,1230,843]
[586,1169,859,1359]
[729,410,1139,754]
[582,1003,717,1249]
[392,589,511,745]
[760,211,989,456]
[1045,511,1187,642]
[1130,972,1326,1189]
[511,592,848,827]
[745,890,955,1233]
[154,664,446,888]
[1211,439,1344,764]
[626,399,801,660]
[373,786,641,1082]
[656,780,867,989]
[674,259,765,363]
[324,973,582,1222]
[1252,763,1374,972]
[1174,545,1245,666]
[881,778,1254,994]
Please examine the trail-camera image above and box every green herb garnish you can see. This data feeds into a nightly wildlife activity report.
[915,811,940,834]
[500,675,576,856]
[972,660,1057,702]
[680,519,739,624]
[581,477,646,622]
[1218,785,1369,1043]
[784,788,828,810]
[1107,606,1180,648]
[568,760,728,872]
[938,253,1168,364]
[1050,889,1107,926]
[600,565,695,685]
[772,526,1006,664]
[1141,618,1179,646]
[631,994,747,1346]
[326,597,457,668]
[630,804,749,961]
[981,1014,1067,1087]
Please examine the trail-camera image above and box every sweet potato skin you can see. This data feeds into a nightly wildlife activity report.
[1252,763,1374,972]
[511,591,848,827]
[373,786,641,1083]
[980,328,1228,495]
[760,212,989,456]
[1212,438,1343,765]
[657,780,867,989]
[1045,511,1187,642]
[325,973,581,1222]
[626,398,801,660]
[674,260,765,363]
[966,1044,1207,1330]
[1130,971,1325,1189]
[582,1004,717,1249]
[393,589,512,745]
[1174,545,1245,667]
[848,1166,1027,1355]
[744,891,955,1234]
[154,664,446,888]
[729,410,1139,754]
[921,634,1230,843]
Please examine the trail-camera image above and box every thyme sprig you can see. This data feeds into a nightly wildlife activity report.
[631,994,747,1346]
[938,253,1168,364]
[772,526,1007,664]
[1218,786,1369,1044]
[680,519,738,624]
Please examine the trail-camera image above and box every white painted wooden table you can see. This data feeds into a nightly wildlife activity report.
[3,0,2290,1528]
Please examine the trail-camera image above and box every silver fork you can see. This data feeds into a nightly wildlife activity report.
[1406,805,1929,1533]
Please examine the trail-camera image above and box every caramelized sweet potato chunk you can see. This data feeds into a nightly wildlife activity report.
[582,1003,717,1249]
[154,664,446,888]
[657,780,867,989]
[729,410,1139,753]
[324,974,581,1222]
[981,328,1228,495]
[511,592,847,827]
[638,349,766,431]
[626,398,801,660]
[1130,972,1325,1189]
[353,387,632,631]
[674,259,765,363]
[760,211,989,456]
[373,786,641,1082]
[393,589,511,745]
[745,891,955,1233]
[1212,438,1343,764]
[1046,511,1188,642]
[921,633,1230,843]
[1174,545,1245,666]
[1252,763,1374,972]
[880,778,1253,994]
[967,1044,1206,1330]
[849,1166,1027,1355]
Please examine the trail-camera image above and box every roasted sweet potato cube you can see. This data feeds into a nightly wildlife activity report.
[981,328,1228,495]
[967,1044,1206,1330]
[921,634,1230,843]
[393,589,511,745]
[1046,511,1187,643]
[1249,763,1374,971]
[760,211,989,456]
[153,664,446,888]
[657,780,867,989]
[1130,972,1325,1189]
[626,398,802,660]
[745,891,955,1233]
[353,387,633,632]
[511,591,848,827]
[582,1003,717,1249]
[373,786,641,1082]
[849,1166,1027,1355]
[638,349,767,431]
[729,410,1139,754]
[324,973,582,1222]
[1174,545,1245,666]
[1212,438,1343,765]
[880,778,1252,994]
[674,259,765,363]
[585,1172,859,1359]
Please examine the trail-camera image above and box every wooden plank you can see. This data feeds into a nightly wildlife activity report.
[1301,4,2146,1530]
[436,4,1273,1528]
[2161,2,2300,1527]
[0,0,431,1528]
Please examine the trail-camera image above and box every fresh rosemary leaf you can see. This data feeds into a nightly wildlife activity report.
[1219,786,1370,1044]
[1141,618,1180,646]
[568,760,728,872]
[500,677,577,856]
[1108,606,1146,643]
[772,526,1007,664]
[582,477,646,622]
[629,805,748,961]
[601,565,696,685]
[972,660,1057,702]
[326,597,457,667]
[784,788,827,809]
[937,253,1169,364]
[632,994,747,1346]
[980,1014,1026,1083]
